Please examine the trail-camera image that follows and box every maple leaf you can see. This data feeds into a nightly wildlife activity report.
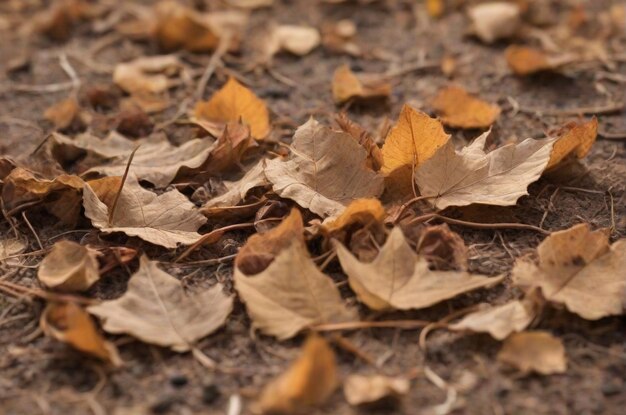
[512,223,626,320]
[41,301,121,366]
[234,237,357,340]
[52,131,216,188]
[415,130,555,210]
[332,64,391,104]
[194,77,270,140]
[255,335,337,414]
[38,240,100,292]
[88,256,233,352]
[344,374,409,407]
[497,331,567,375]
[82,174,207,248]
[335,227,503,311]
[265,118,384,218]
[546,117,598,169]
[380,105,450,198]
[113,55,183,95]
[431,86,501,129]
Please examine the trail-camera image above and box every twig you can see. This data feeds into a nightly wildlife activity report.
[21,212,43,251]
[408,213,551,235]
[384,60,440,79]
[393,195,435,223]
[0,280,97,305]
[169,253,236,267]
[196,33,231,99]
[108,145,140,225]
[59,53,81,97]
[519,102,624,116]
[311,319,431,332]
[0,81,74,94]
[599,129,626,140]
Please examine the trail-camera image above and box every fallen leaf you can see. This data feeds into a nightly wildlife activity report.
[415,130,555,210]
[468,2,521,44]
[512,223,626,320]
[505,45,574,75]
[83,174,207,248]
[38,240,100,291]
[426,0,445,18]
[265,118,384,218]
[415,224,468,270]
[227,0,273,9]
[321,198,385,235]
[335,112,383,170]
[264,24,321,60]
[449,296,540,340]
[52,131,216,188]
[235,237,357,339]
[194,77,270,140]
[431,86,501,129]
[204,120,254,174]
[88,256,232,351]
[344,374,410,406]
[380,105,450,198]
[255,335,337,414]
[546,117,598,169]
[0,237,26,264]
[497,331,567,375]
[44,97,82,130]
[34,0,91,41]
[335,227,503,311]
[113,55,182,95]
[41,301,121,366]
[321,19,361,56]
[235,208,304,275]
[332,64,391,104]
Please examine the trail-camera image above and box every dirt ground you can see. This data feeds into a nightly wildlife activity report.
[1,0,625,414]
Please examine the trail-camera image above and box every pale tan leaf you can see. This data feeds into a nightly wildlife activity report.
[468,2,521,44]
[497,331,567,375]
[332,64,391,104]
[41,302,121,366]
[264,24,321,59]
[255,335,337,414]
[83,175,206,248]
[265,118,384,218]
[512,223,626,320]
[194,77,270,140]
[235,238,357,340]
[546,117,598,169]
[431,86,501,129]
[227,0,273,9]
[344,374,410,406]
[335,228,503,311]
[0,237,26,264]
[335,112,383,170]
[38,240,100,292]
[415,131,555,210]
[113,55,182,95]
[88,256,232,352]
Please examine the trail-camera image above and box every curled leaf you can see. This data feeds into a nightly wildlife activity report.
[264,24,321,60]
[332,64,391,104]
[38,240,100,292]
[546,117,598,169]
[497,331,567,375]
[344,374,410,406]
[113,55,182,95]
[431,86,500,129]
[468,2,521,44]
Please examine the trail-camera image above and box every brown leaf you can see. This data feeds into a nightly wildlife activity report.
[204,120,254,174]
[88,256,232,352]
[235,209,304,275]
[41,301,121,366]
[332,64,391,104]
[497,331,567,375]
[344,374,410,406]
[546,117,598,169]
[416,224,468,270]
[0,237,27,265]
[44,97,82,130]
[38,240,100,292]
[83,175,207,248]
[512,223,626,320]
[265,118,384,218]
[263,24,321,60]
[255,335,337,414]
[321,19,361,56]
[467,2,521,44]
[194,77,270,140]
[380,105,451,199]
[431,86,501,129]
[227,0,274,9]
[505,45,575,76]
[235,237,357,340]
[415,131,555,210]
[335,227,503,311]
[335,112,383,170]
[113,55,182,95]
[34,0,91,41]
[321,198,385,235]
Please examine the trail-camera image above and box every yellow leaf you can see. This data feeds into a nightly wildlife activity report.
[41,302,121,366]
[431,86,501,129]
[426,0,444,18]
[332,64,391,104]
[322,198,385,234]
[256,335,337,414]
[194,77,270,140]
[505,45,575,76]
[44,97,81,130]
[546,117,597,169]
[497,331,567,375]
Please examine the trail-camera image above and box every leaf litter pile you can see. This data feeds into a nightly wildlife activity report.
[0,0,625,414]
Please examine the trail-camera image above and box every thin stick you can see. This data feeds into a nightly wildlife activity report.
[196,33,231,99]
[169,253,236,267]
[176,222,256,262]
[393,195,434,223]
[408,213,551,235]
[599,129,626,140]
[0,81,74,94]
[384,60,440,79]
[519,102,624,116]
[21,212,43,250]
[108,145,140,225]
[312,319,431,332]
[0,280,97,305]
[59,53,81,97]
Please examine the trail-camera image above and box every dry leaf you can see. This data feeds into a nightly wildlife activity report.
[255,335,337,414]
[322,19,361,56]
[332,64,391,104]
[546,117,598,169]
[154,1,246,52]
[83,175,207,248]
[41,301,121,366]
[344,374,410,406]
[512,223,626,320]
[449,296,540,340]
[415,130,555,210]
[497,331,567,375]
[426,0,445,18]
[321,198,385,235]
[235,208,304,275]
[505,45,574,76]
[44,97,82,130]
[194,77,270,140]
[227,0,273,9]
[88,256,232,352]
[431,86,501,129]
[335,227,503,311]
[204,121,254,174]
[468,2,521,44]
[38,240,100,292]
[113,55,182,95]
[52,132,216,188]
[335,113,383,170]
[235,237,357,340]
[380,105,450,198]
[265,118,384,218]
[34,0,91,41]
[0,237,26,264]
[416,224,468,270]
[264,24,321,60]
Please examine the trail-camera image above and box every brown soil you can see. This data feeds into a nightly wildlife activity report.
[1,1,625,414]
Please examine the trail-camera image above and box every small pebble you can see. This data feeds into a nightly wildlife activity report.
[169,374,188,388]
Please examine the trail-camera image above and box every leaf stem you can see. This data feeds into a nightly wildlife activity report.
[408,213,551,235]
[108,145,140,226]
